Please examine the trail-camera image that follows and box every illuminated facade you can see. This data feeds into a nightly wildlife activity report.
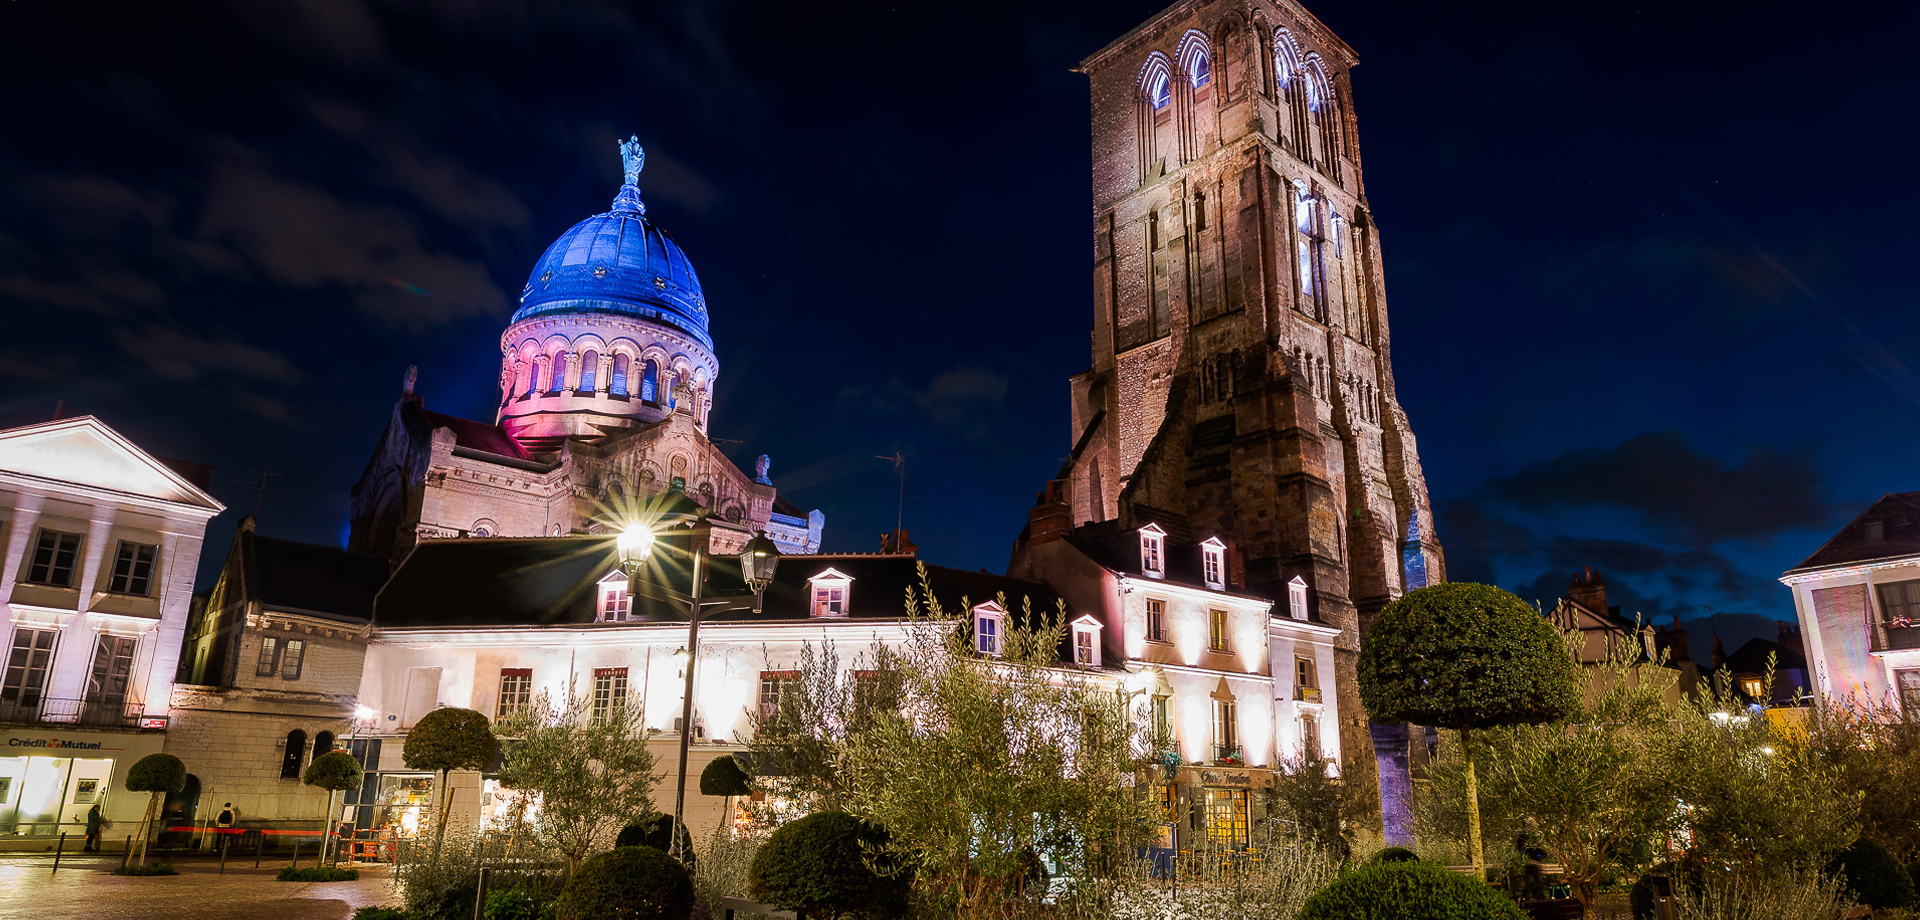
[1781,492,1920,712]
[349,137,823,563]
[0,416,223,844]
[1011,0,1446,836]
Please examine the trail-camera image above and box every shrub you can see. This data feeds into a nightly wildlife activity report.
[279,866,362,882]
[701,755,752,797]
[1298,861,1528,920]
[485,878,564,920]
[353,910,412,920]
[749,812,910,920]
[692,821,766,920]
[1370,846,1419,864]
[554,846,693,920]
[1632,861,1706,920]
[1671,869,1853,920]
[1828,838,1917,909]
[111,862,178,876]
[616,815,694,869]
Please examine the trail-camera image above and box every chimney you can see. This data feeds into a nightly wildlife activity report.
[1655,619,1691,665]
[1777,621,1804,659]
[878,529,917,556]
[1566,567,1607,616]
[1711,635,1727,670]
[1024,482,1072,548]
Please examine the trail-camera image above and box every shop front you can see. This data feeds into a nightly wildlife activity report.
[0,726,165,843]
[1176,765,1271,852]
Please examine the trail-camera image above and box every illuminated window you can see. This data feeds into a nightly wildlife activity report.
[578,351,599,393]
[592,667,629,722]
[759,670,801,722]
[2,627,56,710]
[974,603,1007,657]
[1146,68,1171,110]
[25,530,82,587]
[610,354,630,396]
[598,572,632,622]
[1288,576,1309,621]
[1876,579,1920,628]
[1151,696,1172,741]
[641,360,660,404]
[1205,788,1249,846]
[497,668,532,719]
[256,637,280,677]
[1145,598,1167,642]
[1072,616,1102,668]
[1301,713,1322,757]
[1739,677,1764,699]
[546,354,566,393]
[1177,30,1211,90]
[1139,524,1166,578]
[1208,609,1230,652]
[281,639,305,680]
[808,569,852,618]
[1212,699,1238,760]
[1201,537,1225,590]
[109,541,158,596]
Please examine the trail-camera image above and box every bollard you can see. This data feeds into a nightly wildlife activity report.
[219,837,228,875]
[255,832,264,868]
[51,833,66,873]
[121,836,133,870]
[472,866,490,920]
[291,839,301,868]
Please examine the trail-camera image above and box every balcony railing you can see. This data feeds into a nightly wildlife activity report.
[1296,686,1322,703]
[0,696,146,728]
[1874,626,1920,653]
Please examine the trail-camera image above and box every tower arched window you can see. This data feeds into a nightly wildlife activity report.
[610,354,629,397]
[1274,30,1309,150]
[1304,56,1340,177]
[1295,187,1326,318]
[314,730,335,757]
[640,360,660,404]
[280,729,306,779]
[1138,54,1174,178]
[546,354,566,394]
[578,351,599,393]
[524,360,540,397]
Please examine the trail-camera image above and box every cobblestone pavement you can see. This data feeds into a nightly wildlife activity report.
[0,856,399,920]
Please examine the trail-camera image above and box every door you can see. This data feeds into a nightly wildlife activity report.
[85,635,137,726]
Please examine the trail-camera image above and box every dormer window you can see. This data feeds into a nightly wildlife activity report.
[973,603,1007,657]
[1071,615,1103,668]
[1288,576,1309,621]
[1201,537,1226,590]
[598,571,632,622]
[1139,523,1166,579]
[808,568,852,618]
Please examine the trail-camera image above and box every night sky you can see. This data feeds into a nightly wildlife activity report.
[4,0,1916,663]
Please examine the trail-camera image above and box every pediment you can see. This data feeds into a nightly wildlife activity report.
[0,417,222,511]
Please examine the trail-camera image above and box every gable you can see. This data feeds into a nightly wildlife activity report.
[0,417,222,511]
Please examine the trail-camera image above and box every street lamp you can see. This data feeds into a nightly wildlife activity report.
[609,508,779,861]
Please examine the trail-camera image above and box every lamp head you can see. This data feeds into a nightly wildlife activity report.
[617,524,656,571]
[740,531,781,594]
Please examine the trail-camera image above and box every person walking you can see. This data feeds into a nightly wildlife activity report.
[84,804,102,853]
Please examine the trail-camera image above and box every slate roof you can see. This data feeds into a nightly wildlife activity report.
[250,534,390,622]
[1063,510,1266,604]
[407,401,534,462]
[1721,637,1807,674]
[1787,492,1920,574]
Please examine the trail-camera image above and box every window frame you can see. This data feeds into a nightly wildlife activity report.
[107,540,159,596]
[1898,668,1920,714]
[497,668,533,720]
[1139,524,1166,579]
[1144,597,1167,643]
[280,639,306,681]
[1287,576,1310,621]
[597,571,633,622]
[25,529,83,588]
[1200,537,1226,590]
[807,569,853,618]
[1212,698,1239,761]
[758,669,802,723]
[1207,608,1231,653]
[256,636,282,677]
[1071,615,1102,668]
[591,667,629,722]
[973,603,1007,658]
[1,627,57,709]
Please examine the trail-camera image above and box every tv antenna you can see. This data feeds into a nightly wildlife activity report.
[235,468,281,517]
[876,452,906,534]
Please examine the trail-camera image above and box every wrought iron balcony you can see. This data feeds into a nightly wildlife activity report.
[1873,626,1920,653]
[0,695,146,728]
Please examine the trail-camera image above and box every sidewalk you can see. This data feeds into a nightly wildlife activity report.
[0,858,399,920]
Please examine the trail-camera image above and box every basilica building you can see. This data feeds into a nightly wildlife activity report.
[348,137,823,563]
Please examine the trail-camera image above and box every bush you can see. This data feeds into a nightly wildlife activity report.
[700,755,752,797]
[1370,846,1420,864]
[1671,869,1853,920]
[1828,838,1917,909]
[485,878,564,920]
[111,862,178,876]
[749,812,910,920]
[1632,861,1706,920]
[616,816,694,869]
[279,866,362,882]
[554,846,693,920]
[353,910,412,920]
[1298,861,1528,920]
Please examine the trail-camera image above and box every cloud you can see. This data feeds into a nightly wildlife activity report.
[110,326,303,384]
[1483,430,1831,543]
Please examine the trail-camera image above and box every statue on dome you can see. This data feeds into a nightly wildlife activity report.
[619,134,645,186]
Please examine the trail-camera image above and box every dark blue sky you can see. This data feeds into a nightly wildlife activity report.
[4,0,1915,659]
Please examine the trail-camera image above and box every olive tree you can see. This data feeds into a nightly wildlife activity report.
[1357,582,1579,873]
[402,706,499,857]
[303,750,363,867]
[495,691,661,872]
[125,752,186,866]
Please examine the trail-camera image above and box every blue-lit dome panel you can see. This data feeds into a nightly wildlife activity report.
[513,195,710,350]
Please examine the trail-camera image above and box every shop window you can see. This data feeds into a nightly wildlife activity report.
[1208,609,1230,652]
[1139,524,1166,578]
[759,670,801,723]
[281,640,305,681]
[26,530,82,587]
[281,729,307,779]
[497,668,532,719]
[592,668,628,722]
[1,627,56,714]
[1201,537,1225,590]
[1145,598,1167,642]
[1205,788,1249,847]
[256,637,281,677]
[108,541,158,596]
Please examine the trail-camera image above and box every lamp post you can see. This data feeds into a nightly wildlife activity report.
[617,517,779,861]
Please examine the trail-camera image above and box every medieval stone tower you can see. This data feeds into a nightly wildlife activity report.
[1011,0,1446,834]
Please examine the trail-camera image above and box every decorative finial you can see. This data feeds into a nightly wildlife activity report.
[619,134,645,187]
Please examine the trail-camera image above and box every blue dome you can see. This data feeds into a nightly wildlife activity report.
[513,183,710,350]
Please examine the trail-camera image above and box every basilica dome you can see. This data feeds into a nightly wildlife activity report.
[511,168,710,350]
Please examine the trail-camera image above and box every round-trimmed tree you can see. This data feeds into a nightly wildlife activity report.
[303,750,363,867]
[617,815,694,869]
[126,752,186,865]
[750,811,910,920]
[555,845,693,920]
[700,754,751,796]
[1829,838,1918,910]
[1299,860,1529,920]
[402,707,498,854]
[1358,583,1578,872]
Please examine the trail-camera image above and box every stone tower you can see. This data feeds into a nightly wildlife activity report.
[1010,0,1445,837]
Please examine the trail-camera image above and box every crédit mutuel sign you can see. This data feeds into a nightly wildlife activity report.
[6,736,124,752]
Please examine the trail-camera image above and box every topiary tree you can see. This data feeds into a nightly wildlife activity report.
[1298,860,1529,920]
[303,750,363,867]
[617,815,694,870]
[1358,583,1579,873]
[402,707,498,858]
[701,754,751,796]
[750,811,911,920]
[125,752,185,866]
[554,845,694,920]
[1828,838,1918,910]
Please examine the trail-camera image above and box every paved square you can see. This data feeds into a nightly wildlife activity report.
[0,857,398,920]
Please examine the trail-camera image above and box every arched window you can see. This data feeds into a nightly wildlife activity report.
[1138,53,1174,178]
[578,351,599,393]
[1274,30,1309,149]
[640,360,660,404]
[524,360,540,397]
[1304,56,1340,177]
[280,729,306,779]
[546,354,566,394]
[1178,31,1211,91]
[314,730,335,758]
[610,354,629,396]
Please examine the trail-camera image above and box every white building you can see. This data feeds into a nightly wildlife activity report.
[0,416,223,844]
[1781,492,1920,710]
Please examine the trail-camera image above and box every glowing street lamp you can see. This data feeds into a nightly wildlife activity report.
[617,524,656,573]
